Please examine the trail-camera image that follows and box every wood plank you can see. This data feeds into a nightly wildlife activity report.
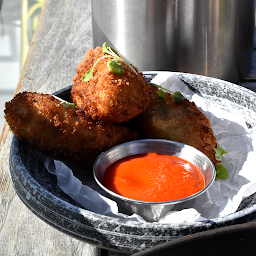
[0,0,104,255]
[18,0,93,95]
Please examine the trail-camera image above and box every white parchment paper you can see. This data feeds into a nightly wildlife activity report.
[43,73,256,223]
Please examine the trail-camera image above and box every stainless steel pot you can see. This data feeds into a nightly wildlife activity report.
[92,0,255,83]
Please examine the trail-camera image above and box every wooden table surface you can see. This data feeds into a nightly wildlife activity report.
[0,1,103,255]
[1,0,256,255]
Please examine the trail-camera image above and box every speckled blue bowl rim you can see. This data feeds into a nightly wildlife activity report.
[8,72,256,253]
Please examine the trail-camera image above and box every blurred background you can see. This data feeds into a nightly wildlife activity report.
[0,0,42,133]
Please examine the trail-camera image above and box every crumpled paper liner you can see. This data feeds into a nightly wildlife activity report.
[43,72,256,223]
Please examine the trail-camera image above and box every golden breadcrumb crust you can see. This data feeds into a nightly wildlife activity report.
[4,92,139,166]
[71,47,151,123]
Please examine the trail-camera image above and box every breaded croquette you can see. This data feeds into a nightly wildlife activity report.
[129,85,219,166]
[4,92,139,166]
[71,46,151,123]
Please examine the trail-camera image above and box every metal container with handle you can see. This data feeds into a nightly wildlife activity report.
[92,0,255,82]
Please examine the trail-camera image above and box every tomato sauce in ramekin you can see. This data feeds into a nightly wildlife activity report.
[102,153,205,202]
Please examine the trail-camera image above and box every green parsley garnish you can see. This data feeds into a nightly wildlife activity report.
[82,42,137,83]
[214,144,228,180]
[53,95,78,109]
[102,42,137,74]
[60,101,78,109]
[173,91,185,103]
[102,42,118,55]
[214,144,228,162]
[82,68,94,83]
[157,89,166,101]
[107,59,125,75]
[215,163,229,180]
[82,55,109,83]
[149,83,185,103]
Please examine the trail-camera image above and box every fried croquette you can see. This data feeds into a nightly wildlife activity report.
[129,85,219,166]
[71,46,151,123]
[4,92,139,166]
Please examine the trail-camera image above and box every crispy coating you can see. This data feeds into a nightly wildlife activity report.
[4,92,139,166]
[71,47,151,123]
[129,86,219,166]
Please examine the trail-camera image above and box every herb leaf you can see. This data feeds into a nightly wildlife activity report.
[215,163,229,180]
[102,42,117,55]
[81,42,118,83]
[52,95,78,109]
[149,83,185,103]
[213,144,228,180]
[102,42,137,74]
[60,101,78,109]
[82,68,94,83]
[107,59,125,75]
[150,83,173,94]
[173,91,185,103]
[157,90,166,101]
[214,144,228,161]
[102,42,108,54]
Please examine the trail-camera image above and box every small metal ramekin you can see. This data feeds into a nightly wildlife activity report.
[93,139,215,222]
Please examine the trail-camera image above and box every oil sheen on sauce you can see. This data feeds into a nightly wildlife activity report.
[102,153,205,202]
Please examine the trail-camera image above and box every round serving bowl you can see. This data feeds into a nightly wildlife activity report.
[9,72,256,253]
[93,139,216,222]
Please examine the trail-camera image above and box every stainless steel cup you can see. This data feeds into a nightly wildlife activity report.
[92,0,255,82]
[93,139,215,222]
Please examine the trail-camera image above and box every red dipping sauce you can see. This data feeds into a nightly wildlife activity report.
[102,153,205,202]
